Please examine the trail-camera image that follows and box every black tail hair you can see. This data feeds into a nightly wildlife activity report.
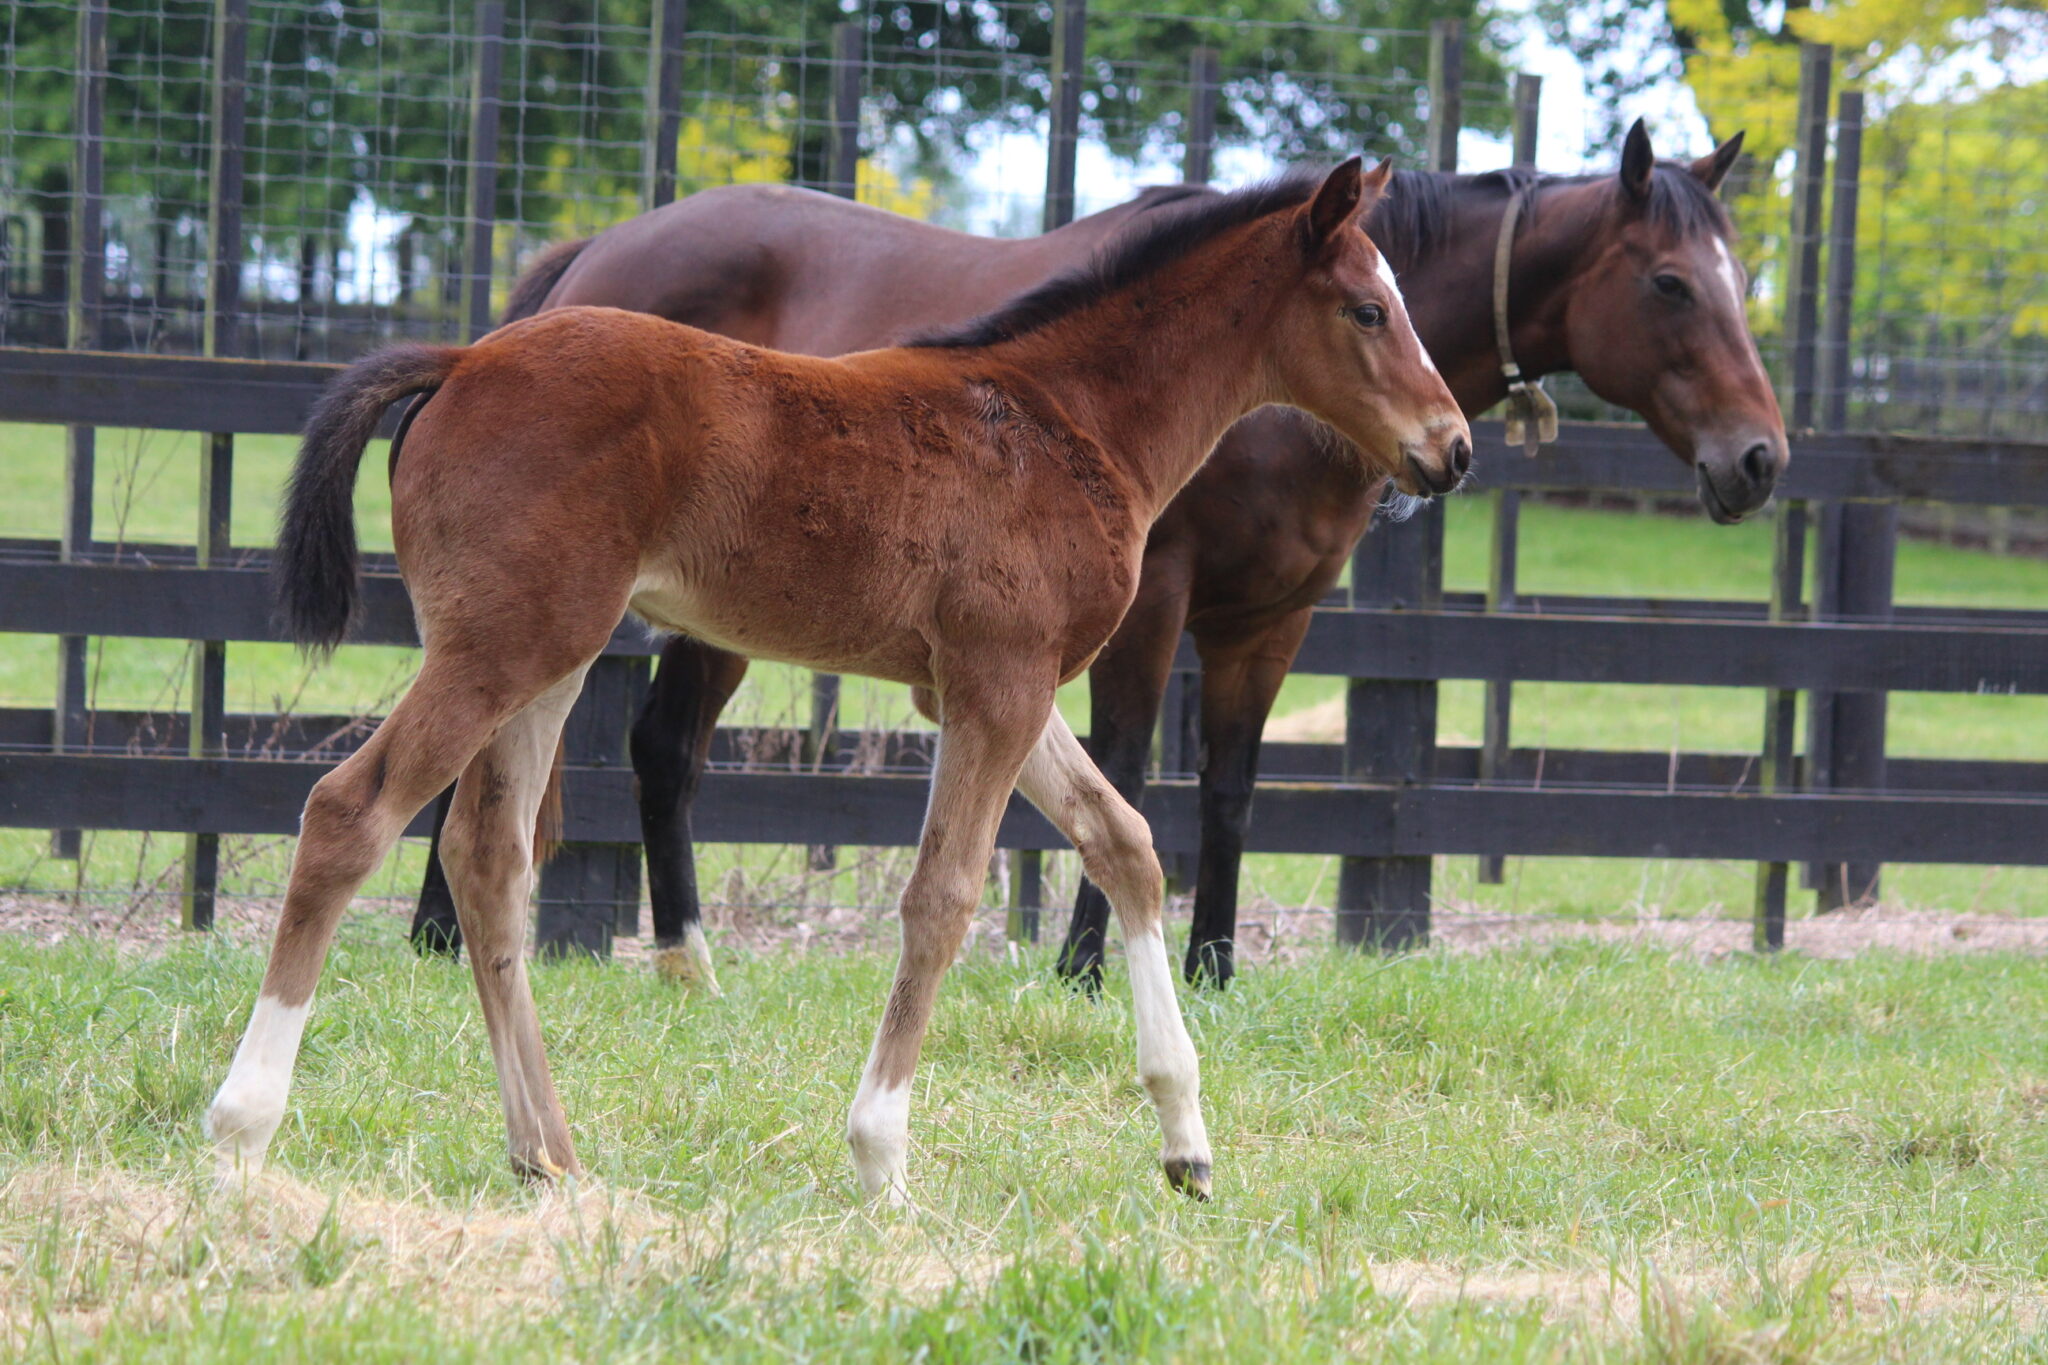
[502,237,588,323]
[276,343,460,653]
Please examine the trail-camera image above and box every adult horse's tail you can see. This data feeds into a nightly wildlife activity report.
[503,238,588,322]
[276,344,460,653]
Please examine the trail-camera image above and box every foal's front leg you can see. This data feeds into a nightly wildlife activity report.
[846,679,1050,1202]
[1019,710,1213,1197]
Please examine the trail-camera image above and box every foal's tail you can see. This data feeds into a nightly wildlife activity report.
[277,343,461,653]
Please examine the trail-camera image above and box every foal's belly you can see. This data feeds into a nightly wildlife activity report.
[626,568,936,688]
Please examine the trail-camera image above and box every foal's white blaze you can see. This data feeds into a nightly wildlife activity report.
[846,1070,912,1203]
[1375,251,1439,375]
[204,994,312,1170]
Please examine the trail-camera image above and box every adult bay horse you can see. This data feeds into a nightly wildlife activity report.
[205,161,1471,1199]
[405,119,1785,991]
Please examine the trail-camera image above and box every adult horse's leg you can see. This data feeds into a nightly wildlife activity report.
[847,674,1050,1202]
[205,656,556,1173]
[1019,708,1212,1197]
[1184,611,1313,988]
[439,668,592,1178]
[409,785,462,956]
[1055,589,1188,990]
[636,636,749,994]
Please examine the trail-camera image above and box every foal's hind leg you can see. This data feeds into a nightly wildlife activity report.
[847,676,1051,1202]
[1018,709,1213,1197]
[440,669,591,1178]
[205,659,544,1172]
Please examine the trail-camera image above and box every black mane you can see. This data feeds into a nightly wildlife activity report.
[907,171,1324,350]
[1370,161,1733,263]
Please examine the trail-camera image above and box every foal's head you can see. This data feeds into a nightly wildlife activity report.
[1278,159,1471,498]
[1562,120,1787,523]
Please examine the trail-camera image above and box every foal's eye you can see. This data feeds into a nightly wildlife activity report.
[1652,273,1693,302]
[1347,303,1387,329]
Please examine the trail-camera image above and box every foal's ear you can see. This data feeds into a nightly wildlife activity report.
[1307,156,1369,249]
[1619,117,1656,203]
[1689,130,1745,194]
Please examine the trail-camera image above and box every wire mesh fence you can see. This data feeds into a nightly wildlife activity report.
[5,3,2048,941]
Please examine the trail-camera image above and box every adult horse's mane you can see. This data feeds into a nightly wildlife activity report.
[1373,162,1733,264]
[907,170,1326,350]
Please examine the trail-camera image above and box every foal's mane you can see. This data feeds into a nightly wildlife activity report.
[906,171,1325,350]
[1372,162,1733,264]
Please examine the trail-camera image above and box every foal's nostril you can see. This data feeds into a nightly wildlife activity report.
[1740,441,1773,489]
[1449,435,1472,480]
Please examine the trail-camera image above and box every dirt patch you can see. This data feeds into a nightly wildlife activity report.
[8,886,2048,969]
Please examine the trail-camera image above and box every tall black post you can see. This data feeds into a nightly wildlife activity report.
[53,0,107,861]
[1335,20,1459,949]
[460,3,503,343]
[184,0,248,931]
[643,0,688,210]
[1041,0,1086,233]
[1477,70,1538,886]
[1811,86,1890,912]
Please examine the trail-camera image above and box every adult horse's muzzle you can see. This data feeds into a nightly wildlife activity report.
[1693,430,1786,525]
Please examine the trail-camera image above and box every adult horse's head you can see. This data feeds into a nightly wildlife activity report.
[1282,158,1472,498]
[1563,120,1787,523]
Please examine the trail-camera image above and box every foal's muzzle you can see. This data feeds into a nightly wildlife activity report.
[1400,427,1473,498]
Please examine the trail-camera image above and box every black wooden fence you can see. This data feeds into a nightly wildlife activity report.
[4,7,2046,955]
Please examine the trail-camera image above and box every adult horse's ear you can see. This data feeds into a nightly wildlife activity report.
[1307,156,1367,249]
[1690,130,1745,194]
[1620,117,1655,203]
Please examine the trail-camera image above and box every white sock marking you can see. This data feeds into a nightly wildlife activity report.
[1123,927,1211,1168]
[846,1073,912,1202]
[205,994,311,1170]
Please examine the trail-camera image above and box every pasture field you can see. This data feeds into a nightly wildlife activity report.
[5,923,2048,1361]
[5,418,2048,922]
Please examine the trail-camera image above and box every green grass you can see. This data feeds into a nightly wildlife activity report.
[6,418,2048,916]
[5,930,2048,1359]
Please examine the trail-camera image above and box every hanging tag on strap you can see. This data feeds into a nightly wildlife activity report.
[1501,364,1558,458]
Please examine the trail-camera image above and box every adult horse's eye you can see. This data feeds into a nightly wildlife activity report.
[1652,273,1692,302]
[1348,303,1386,329]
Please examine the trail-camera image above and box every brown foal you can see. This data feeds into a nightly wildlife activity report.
[204,159,1469,1200]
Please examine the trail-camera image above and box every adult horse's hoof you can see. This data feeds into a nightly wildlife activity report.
[1054,948,1106,997]
[652,927,722,997]
[1183,943,1235,990]
[1163,1157,1212,1201]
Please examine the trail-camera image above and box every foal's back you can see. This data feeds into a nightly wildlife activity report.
[395,307,1142,688]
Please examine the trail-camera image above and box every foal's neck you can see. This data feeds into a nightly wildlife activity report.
[994,248,1280,521]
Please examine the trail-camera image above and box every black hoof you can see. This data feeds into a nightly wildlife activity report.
[1054,951,1106,997]
[1163,1158,1212,1200]
[410,917,463,959]
[1183,943,1234,989]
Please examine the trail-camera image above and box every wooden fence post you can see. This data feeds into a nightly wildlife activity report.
[1477,70,1538,886]
[183,0,248,931]
[1811,86,1891,912]
[459,2,503,343]
[1153,45,1219,895]
[1007,0,1084,942]
[643,0,687,209]
[803,20,863,876]
[1754,41,1829,946]
[1041,0,1086,234]
[52,0,107,863]
[1336,18,1458,950]
[517,1,642,957]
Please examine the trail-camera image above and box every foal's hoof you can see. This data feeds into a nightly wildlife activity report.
[1163,1157,1213,1201]
[509,1147,578,1183]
